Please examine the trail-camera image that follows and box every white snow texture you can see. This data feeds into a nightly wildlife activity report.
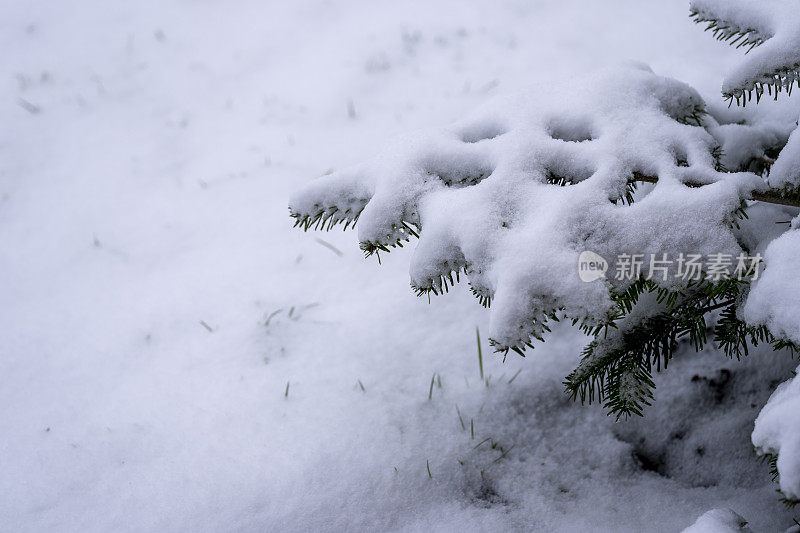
[5,0,800,531]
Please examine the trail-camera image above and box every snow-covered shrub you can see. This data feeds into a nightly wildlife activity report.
[291,0,800,510]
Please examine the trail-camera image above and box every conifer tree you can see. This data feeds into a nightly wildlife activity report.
[290,0,800,510]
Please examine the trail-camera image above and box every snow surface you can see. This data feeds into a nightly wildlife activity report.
[3,0,800,531]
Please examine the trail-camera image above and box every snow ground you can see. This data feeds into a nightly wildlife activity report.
[2,1,799,531]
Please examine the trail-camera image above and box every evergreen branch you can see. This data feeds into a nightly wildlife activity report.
[751,185,800,209]
[469,282,492,308]
[772,338,799,358]
[548,168,637,205]
[690,8,800,106]
[410,264,467,298]
[689,10,770,53]
[630,173,800,208]
[565,299,707,419]
[564,278,748,419]
[723,74,800,107]
[757,451,800,508]
[714,303,771,359]
[487,312,559,360]
[359,220,421,261]
[289,204,364,232]
[674,103,708,127]
[565,271,799,421]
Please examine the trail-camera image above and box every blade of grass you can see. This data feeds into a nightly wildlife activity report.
[492,444,516,463]
[264,309,283,326]
[456,405,465,430]
[315,238,343,257]
[18,98,41,114]
[473,437,492,449]
[476,327,484,380]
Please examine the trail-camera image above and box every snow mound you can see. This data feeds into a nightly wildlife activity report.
[746,226,800,506]
[769,125,800,189]
[743,227,800,343]
[682,508,752,533]
[290,65,764,350]
[752,366,800,500]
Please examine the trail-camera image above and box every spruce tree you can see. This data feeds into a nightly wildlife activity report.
[290,0,800,512]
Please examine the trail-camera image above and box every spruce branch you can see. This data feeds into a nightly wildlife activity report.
[565,274,800,420]
[757,451,800,508]
[631,172,800,208]
[690,4,800,106]
[564,280,728,419]
[689,9,770,54]
[289,203,364,232]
